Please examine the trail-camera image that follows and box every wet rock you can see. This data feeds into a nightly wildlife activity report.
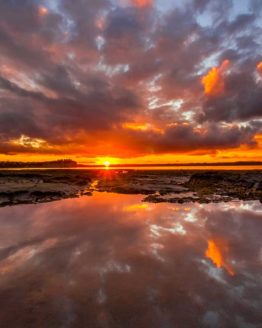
[0,170,94,207]
[187,172,227,187]
[0,169,261,206]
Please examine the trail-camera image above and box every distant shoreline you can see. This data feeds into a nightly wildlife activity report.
[0,160,262,169]
[79,162,262,168]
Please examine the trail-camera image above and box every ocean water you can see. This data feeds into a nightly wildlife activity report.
[0,193,261,327]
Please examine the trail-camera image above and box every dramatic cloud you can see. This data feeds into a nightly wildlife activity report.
[201,60,230,97]
[116,122,258,156]
[0,0,261,162]
[200,67,262,122]
[257,61,262,75]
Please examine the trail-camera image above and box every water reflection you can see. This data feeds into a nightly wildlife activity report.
[0,193,261,327]
[205,239,235,276]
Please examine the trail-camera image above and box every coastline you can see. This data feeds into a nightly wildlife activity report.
[0,169,261,207]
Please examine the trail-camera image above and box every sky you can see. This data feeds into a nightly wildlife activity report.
[0,0,261,164]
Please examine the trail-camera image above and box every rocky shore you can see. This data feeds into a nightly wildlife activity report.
[0,169,261,207]
[0,170,94,207]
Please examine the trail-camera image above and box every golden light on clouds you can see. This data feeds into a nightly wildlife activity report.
[257,61,262,75]
[119,0,153,7]
[202,60,230,96]
[38,6,48,17]
[0,0,261,166]
[122,122,163,133]
[123,122,151,131]
[133,0,153,7]
[11,135,46,149]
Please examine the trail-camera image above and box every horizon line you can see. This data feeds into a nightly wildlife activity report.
[81,161,262,167]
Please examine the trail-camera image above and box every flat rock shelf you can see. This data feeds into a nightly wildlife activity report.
[0,169,261,207]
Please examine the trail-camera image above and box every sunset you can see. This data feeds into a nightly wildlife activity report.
[0,1,261,327]
[0,0,261,165]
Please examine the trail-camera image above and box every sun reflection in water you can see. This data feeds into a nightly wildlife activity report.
[124,203,150,212]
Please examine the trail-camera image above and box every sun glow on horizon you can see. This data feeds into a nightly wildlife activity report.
[103,160,111,168]
[95,157,119,166]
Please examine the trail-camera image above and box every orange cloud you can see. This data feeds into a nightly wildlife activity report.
[123,122,150,131]
[205,239,235,276]
[202,60,230,96]
[122,122,162,132]
[257,61,262,75]
[132,0,153,7]
[38,6,48,17]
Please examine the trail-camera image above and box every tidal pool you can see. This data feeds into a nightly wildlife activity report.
[0,193,261,327]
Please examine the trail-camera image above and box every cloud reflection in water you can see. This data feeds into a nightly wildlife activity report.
[0,193,261,327]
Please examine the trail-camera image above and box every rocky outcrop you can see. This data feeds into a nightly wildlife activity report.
[0,170,93,206]
[0,169,261,206]
[183,171,262,203]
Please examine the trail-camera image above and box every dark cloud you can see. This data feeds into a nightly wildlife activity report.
[250,0,262,13]
[200,69,262,122]
[0,0,261,157]
[116,122,258,156]
[0,76,48,102]
[193,0,211,12]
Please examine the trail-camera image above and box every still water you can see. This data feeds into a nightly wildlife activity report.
[0,193,261,327]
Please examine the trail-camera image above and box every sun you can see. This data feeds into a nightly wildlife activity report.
[96,157,118,167]
[103,160,111,168]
